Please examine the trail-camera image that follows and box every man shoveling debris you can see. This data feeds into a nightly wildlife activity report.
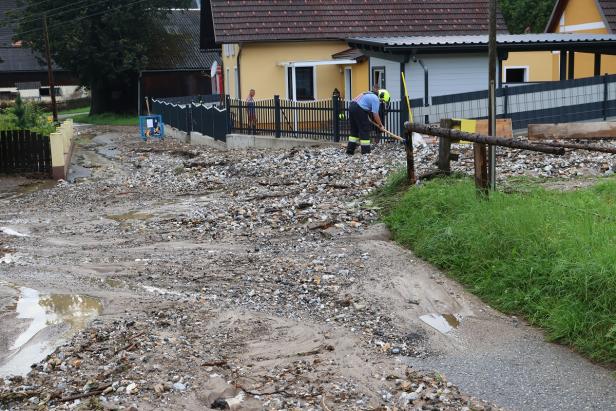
[346,89,391,155]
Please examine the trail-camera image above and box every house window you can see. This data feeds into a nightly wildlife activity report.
[39,87,62,97]
[505,67,528,83]
[287,66,315,100]
[372,66,386,90]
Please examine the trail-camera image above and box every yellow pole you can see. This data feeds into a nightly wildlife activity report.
[401,71,413,123]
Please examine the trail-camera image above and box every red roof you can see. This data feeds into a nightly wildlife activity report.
[211,0,508,43]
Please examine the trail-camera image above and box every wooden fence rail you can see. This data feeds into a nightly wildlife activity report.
[0,130,51,175]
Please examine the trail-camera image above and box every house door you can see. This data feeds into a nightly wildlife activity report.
[344,67,352,100]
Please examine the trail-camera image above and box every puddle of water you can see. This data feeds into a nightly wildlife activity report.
[0,227,29,237]
[74,133,95,145]
[0,180,56,201]
[0,287,102,377]
[106,211,153,222]
[419,313,462,334]
[67,164,92,183]
[18,180,57,195]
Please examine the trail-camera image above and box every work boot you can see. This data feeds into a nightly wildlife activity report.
[361,144,371,155]
[346,141,357,155]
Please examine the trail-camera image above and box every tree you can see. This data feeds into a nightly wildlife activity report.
[500,0,558,34]
[12,0,191,114]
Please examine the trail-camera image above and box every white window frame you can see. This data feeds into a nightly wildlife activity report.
[285,64,317,101]
[344,66,352,101]
[371,66,386,90]
[504,66,529,83]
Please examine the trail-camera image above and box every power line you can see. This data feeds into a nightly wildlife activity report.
[9,0,102,26]
[16,0,165,37]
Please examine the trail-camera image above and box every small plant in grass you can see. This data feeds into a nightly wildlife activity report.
[13,94,27,128]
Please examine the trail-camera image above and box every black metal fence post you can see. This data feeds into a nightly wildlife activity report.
[603,74,608,121]
[503,85,509,118]
[187,103,193,139]
[225,95,232,133]
[274,95,281,138]
[332,93,340,142]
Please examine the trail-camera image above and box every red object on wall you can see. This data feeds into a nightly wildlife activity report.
[217,66,223,95]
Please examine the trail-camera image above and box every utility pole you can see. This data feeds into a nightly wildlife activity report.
[488,0,497,189]
[43,14,58,123]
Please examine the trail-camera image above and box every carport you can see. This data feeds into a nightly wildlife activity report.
[347,33,616,102]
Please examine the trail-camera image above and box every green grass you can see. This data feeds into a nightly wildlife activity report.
[72,113,138,126]
[57,106,90,116]
[377,174,616,364]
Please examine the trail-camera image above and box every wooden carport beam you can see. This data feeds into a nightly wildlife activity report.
[560,51,567,81]
[595,53,602,76]
[568,51,575,79]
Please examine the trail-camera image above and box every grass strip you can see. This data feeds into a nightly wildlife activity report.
[73,113,138,126]
[378,173,616,364]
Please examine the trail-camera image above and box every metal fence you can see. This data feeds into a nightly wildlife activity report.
[151,75,616,142]
[227,95,424,141]
[151,98,228,141]
[414,74,616,130]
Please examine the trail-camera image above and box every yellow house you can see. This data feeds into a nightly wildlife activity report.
[503,0,616,82]
[208,0,506,102]
[220,41,368,102]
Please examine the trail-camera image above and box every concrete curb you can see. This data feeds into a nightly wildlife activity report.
[164,125,339,151]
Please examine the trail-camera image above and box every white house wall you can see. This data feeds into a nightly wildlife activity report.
[404,53,492,104]
[369,57,401,100]
[370,53,498,104]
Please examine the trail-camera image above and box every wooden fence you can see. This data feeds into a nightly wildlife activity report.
[0,129,51,175]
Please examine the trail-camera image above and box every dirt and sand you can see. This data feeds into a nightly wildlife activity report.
[0,126,614,410]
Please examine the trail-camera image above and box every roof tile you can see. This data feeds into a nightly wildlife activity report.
[211,0,508,43]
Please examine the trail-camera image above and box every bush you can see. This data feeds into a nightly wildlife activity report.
[0,96,55,135]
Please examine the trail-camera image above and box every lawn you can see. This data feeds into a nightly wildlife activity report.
[58,106,90,115]
[72,113,139,126]
[378,173,616,364]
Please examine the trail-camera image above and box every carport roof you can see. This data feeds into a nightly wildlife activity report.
[348,33,616,54]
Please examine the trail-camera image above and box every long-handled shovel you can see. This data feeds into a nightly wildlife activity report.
[368,118,404,142]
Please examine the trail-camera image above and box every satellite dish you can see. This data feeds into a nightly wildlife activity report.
[210,61,218,79]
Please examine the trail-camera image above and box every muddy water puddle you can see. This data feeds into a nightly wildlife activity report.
[0,287,102,376]
[420,313,462,334]
[0,179,56,201]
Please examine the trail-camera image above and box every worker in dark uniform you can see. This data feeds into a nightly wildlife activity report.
[346,89,391,155]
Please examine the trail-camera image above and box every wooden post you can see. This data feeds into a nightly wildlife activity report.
[568,51,575,80]
[488,0,497,189]
[560,51,567,81]
[474,143,489,195]
[594,53,602,77]
[405,128,416,185]
[438,119,453,174]
[43,14,58,123]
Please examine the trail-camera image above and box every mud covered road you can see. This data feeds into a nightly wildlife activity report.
[0,127,614,410]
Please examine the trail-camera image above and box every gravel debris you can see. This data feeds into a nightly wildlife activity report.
[2,127,613,410]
